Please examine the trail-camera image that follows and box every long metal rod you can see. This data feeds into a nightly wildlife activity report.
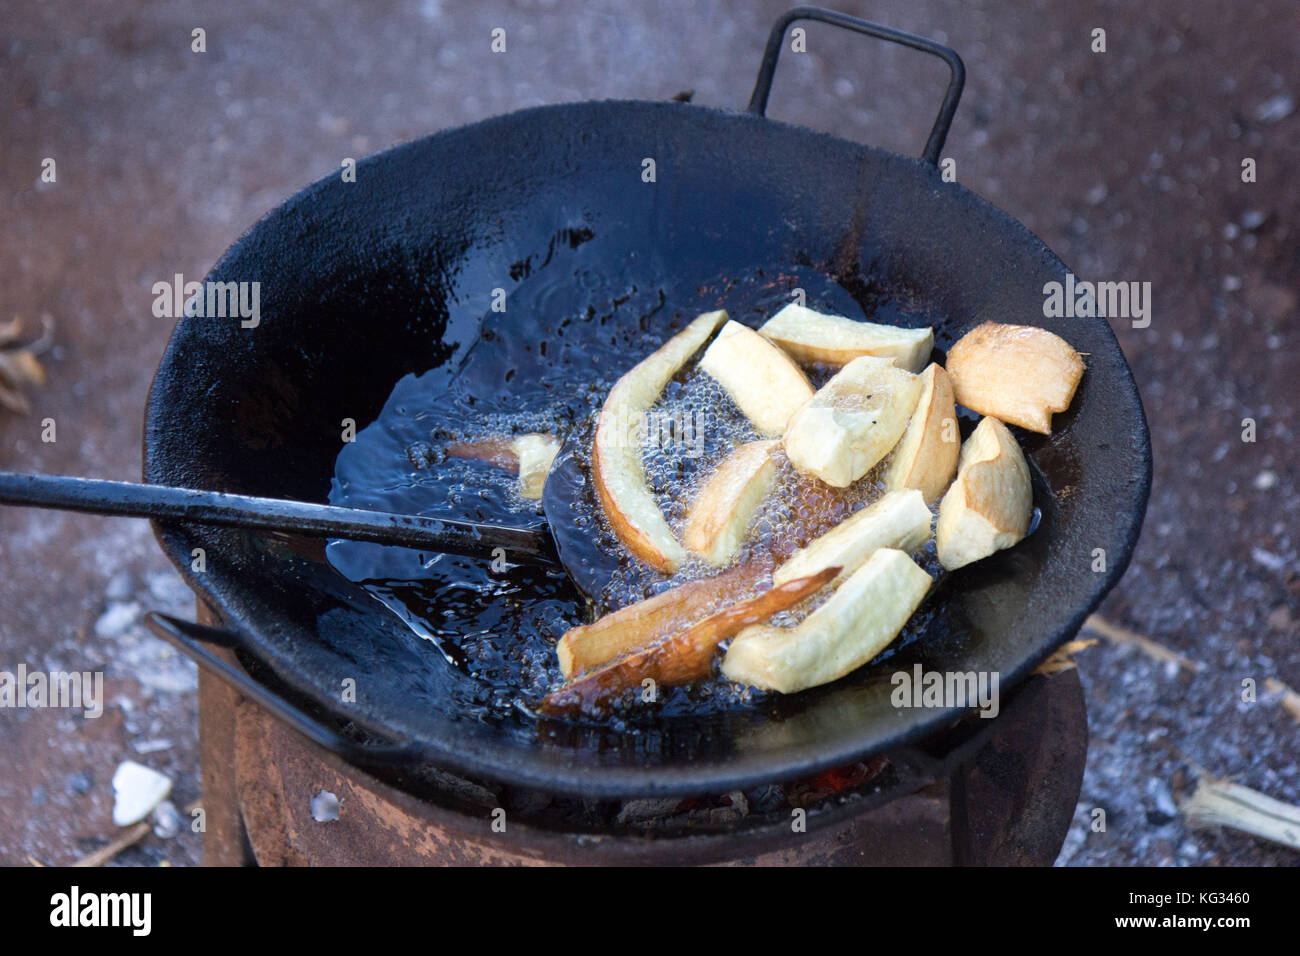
[0,472,558,566]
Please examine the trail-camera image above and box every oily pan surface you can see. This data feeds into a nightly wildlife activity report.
[144,101,1149,796]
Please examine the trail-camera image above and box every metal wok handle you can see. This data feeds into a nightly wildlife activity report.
[747,6,965,166]
[144,612,424,768]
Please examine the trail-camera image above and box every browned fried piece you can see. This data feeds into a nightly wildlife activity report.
[540,566,838,716]
[445,438,520,473]
[556,561,767,678]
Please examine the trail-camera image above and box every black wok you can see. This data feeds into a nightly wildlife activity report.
[141,9,1151,797]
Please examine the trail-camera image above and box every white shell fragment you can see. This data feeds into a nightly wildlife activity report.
[111,759,174,827]
[310,789,341,823]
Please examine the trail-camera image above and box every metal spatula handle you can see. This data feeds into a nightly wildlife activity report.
[0,472,558,565]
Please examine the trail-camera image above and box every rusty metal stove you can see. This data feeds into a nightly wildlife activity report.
[195,604,1088,867]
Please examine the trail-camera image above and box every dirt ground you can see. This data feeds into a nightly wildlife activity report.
[0,0,1296,866]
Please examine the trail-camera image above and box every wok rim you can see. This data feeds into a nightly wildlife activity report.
[144,98,1152,798]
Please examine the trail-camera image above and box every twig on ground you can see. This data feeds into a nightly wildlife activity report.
[1083,614,1205,673]
[1264,677,1300,723]
[0,313,53,414]
[72,820,153,868]
[1180,775,1300,851]
[66,799,201,868]
[1035,637,1098,674]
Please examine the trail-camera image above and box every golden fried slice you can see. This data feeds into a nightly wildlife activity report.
[445,433,561,499]
[722,549,931,694]
[682,440,779,566]
[782,355,922,487]
[944,322,1084,434]
[934,416,1032,570]
[593,310,728,571]
[773,488,931,587]
[758,303,933,372]
[698,320,814,435]
[883,363,960,503]
[511,434,561,499]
